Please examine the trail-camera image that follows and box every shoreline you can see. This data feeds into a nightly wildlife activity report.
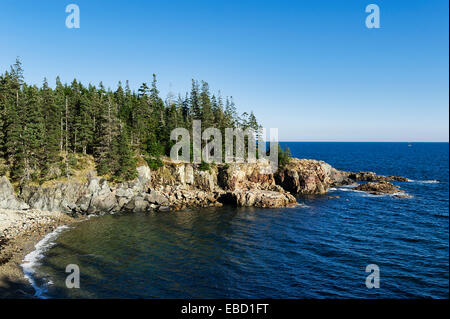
[0,209,83,298]
[0,157,412,298]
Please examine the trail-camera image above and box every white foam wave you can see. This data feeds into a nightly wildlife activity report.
[408,179,440,184]
[21,225,69,299]
[336,187,362,192]
[334,187,413,199]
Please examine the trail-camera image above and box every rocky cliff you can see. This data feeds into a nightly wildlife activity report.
[0,158,409,215]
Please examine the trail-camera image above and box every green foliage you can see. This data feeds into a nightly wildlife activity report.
[278,144,292,169]
[146,132,164,157]
[114,125,137,181]
[0,158,8,176]
[145,157,163,171]
[198,160,211,171]
[0,59,261,183]
[68,153,78,168]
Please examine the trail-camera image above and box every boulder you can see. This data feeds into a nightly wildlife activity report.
[87,178,118,213]
[0,176,29,210]
[136,166,151,186]
[115,186,134,199]
[146,190,169,205]
[220,189,297,208]
[123,196,148,213]
[75,195,91,212]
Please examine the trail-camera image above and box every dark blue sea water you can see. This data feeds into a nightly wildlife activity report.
[29,143,449,298]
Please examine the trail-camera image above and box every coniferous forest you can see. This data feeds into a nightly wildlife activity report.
[0,59,262,184]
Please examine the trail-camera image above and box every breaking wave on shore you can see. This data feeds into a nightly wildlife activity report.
[21,225,70,299]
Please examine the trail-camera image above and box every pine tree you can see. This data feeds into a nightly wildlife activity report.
[114,123,137,181]
[190,80,201,119]
[224,96,238,128]
[5,59,27,181]
[0,71,13,159]
[200,81,214,129]
[180,93,191,128]
[94,93,118,175]
[54,76,66,154]
[41,78,61,175]
[138,82,150,98]
[149,74,165,148]
[247,111,261,138]
[0,60,261,182]
[22,84,45,181]
[133,83,151,147]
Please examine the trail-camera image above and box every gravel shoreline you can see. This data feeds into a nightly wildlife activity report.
[0,209,81,298]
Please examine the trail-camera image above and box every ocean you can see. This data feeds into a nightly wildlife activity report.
[25,142,449,298]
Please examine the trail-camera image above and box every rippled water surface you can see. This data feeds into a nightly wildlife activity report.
[32,143,448,298]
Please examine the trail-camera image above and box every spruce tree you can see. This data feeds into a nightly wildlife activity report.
[0,60,261,182]
[77,91,94,154]
[41,78,61,175]
[114,123,137,181]
[190,80,201,119]
[200,81,214,129]
[94,93,118,175]
[22,84,45,181]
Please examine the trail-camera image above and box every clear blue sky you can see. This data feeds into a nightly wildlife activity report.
[1,0,448,141]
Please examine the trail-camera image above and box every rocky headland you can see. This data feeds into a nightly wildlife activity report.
[0,156,414,217]
[0,156,411,297]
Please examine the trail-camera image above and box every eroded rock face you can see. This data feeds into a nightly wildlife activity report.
[275,159,334,195]
[0,176,29,210]
[219,160,276,191]
[220,189,297,208]
[2,157,412,214]
[2,158,365,214]
[21,181,87,213]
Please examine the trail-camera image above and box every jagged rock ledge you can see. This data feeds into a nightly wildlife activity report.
[354,181,413,198]
[0,157,411,215]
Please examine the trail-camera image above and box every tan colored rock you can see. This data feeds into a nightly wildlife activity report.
[275,158,333,195]
[354,181,403,195]
[224,189,297,208]
[218,160,275,191]
[349,172,409,182]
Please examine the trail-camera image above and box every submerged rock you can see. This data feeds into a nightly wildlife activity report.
[354,181,404,195]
